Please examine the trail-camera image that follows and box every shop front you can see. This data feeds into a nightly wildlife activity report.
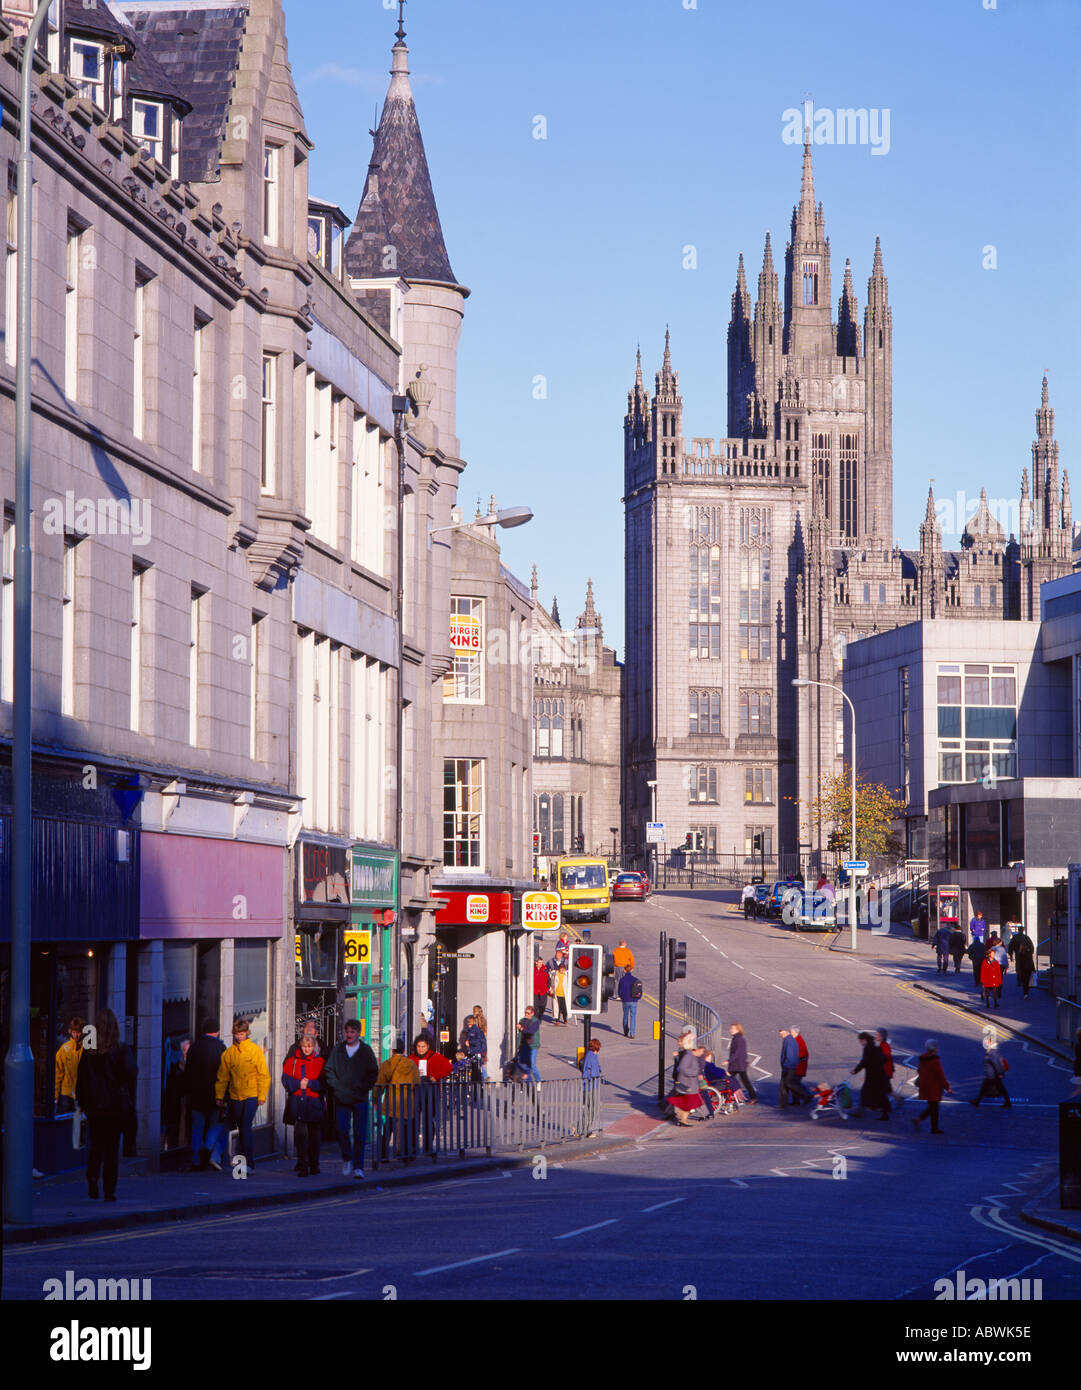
[432,888,529,1073]
[295,840,351,1051]
[349,846,397,1059]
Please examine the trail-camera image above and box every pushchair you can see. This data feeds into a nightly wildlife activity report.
[810,1079,857,1121]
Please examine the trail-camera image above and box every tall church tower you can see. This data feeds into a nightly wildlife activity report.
[1019,376,1073,616]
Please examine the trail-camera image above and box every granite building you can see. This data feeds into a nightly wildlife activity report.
[623,133,1075,869]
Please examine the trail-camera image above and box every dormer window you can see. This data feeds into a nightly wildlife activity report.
[133,100,164,164]
[71,40,106,108]
[307,204,347,281]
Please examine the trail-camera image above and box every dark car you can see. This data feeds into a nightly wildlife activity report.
[768,880,803,918]
[611,872,648,902]
[753,883,772,914]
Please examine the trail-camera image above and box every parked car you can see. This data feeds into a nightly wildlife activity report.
[612,872,648,902]
[752,883,772,914]
[790,887,837,931]
[768,880,803,918]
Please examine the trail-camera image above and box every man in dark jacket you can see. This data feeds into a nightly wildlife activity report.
[186,1020,227,1171]
[617,969,642,1038]
[1007,928,1036,998]
[968,936,987,988]
[778,1029,801,1108]
[323,1019,379,1179]
[932,923,952,975]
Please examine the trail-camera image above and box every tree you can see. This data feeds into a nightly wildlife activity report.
[799,767,905,860]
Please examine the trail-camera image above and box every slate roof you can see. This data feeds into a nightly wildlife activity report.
[106,4,191,114]
[119,3,248,184]
[66,0,137,52]
[344,39,457,286]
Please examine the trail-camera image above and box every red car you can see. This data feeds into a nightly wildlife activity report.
[611,872,649,901]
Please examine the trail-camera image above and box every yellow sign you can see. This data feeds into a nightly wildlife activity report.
[343,930,371,965]
[522,890,561,929]
[450,614,481,651]
[652,1020,662,1041]
[294,935,302,963]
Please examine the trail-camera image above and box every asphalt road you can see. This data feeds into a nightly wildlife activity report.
[6,891,1080,1304]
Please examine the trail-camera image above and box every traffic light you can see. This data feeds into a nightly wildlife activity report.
[684,832,693,850]
[752,833,763,853]
[694,832,706,852]
[667,939,687,982]
[533,833,541,855]
[568,944,603,1014]
[601,949,616,1002]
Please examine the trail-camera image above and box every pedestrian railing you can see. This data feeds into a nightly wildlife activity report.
[1056,996,1081,1046]
[680,994,720,1047]
[367,1078,599,1168]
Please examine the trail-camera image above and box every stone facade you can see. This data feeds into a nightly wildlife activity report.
[624,135,1076,868]
[531,576,623,863]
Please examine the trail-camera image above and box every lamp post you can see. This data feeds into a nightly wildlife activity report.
[792,677,859,952]
[646,777,657,886]
[4,0,53,1225]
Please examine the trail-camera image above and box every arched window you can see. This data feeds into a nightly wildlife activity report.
[551,701,564,758]
[551,794,564,853]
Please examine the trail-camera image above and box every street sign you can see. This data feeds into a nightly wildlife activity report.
[439,952,475,959]
[646,822,665,844]
[522,890,560,929]
[843,861,869,870]
[1015,861,1025,889]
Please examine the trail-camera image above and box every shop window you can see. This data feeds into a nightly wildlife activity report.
[233,940,270,1126]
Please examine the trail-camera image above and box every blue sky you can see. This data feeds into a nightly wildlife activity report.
[287,0,1081,656]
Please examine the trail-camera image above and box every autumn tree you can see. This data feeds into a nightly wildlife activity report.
[799,767,905,860]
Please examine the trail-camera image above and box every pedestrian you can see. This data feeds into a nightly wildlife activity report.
[912,1040,951,1134]
[778,1028,802,1109]
[54,1016,84,1115]
[666,1029,703,1125]
[726,1022,758,1102]
[876,1028,894,1112]
[967,934,987,988]
[411,1035,452,1081]
[580,1038,602,1137]
[969,910,987,944]
[533,957,551,1021]
[458,1015,487,1080]
[285,1018,325,1060]
[214,1017,270,1172]
[980,951,1004,1010]
[988,934,1008,972]
[282,1031,326,1176]
[186,1019,227,1172]
[412,1035,452,1154]
[1008,927,1036,998]
[415,1016,435,1045]
[75,1008,137,1202]
[163,1037,191,1150]
[617,967,642,1038]
[1001,914,1020,950]
[851,1031,890,1120]
[932,923,952,975]
[516,1006,542,1083]
[971,1037,1011,1109]
[552,958,569,1025]
[613,939,635,991]
[741,883,757,919]
[948,925,966,974]
[376,1041,420,1159]
[324,1018,379,1179]
[791,1026,811,1103]
[1071,1027,1081,1098]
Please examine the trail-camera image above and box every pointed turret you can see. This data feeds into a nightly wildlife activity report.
[344,19,457,284]
[551,596,561,627]
[918,483,943,619]
[1063,471,1073,537]
[578,578,602,639]
[654,329,683,471]
[837,257,859,356]
[784,133,832,358]
[861,234,893,544]
[728,254,753,435]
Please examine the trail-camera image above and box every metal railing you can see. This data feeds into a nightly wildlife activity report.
[1056,997,1081,1046]
[680,994,720,1047]
[365,1078,598,1167]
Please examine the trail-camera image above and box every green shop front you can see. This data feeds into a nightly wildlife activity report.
[349,846,397,1059]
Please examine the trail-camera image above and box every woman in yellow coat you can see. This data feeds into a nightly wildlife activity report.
[376,1044,420,1159]
[55,1016,84,1115]
[215,1018,270,1171]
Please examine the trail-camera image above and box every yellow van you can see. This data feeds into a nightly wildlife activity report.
[556,857,611,924]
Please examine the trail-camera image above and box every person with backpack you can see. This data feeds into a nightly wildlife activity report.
[187,1019,227,1172]
[971,1038,1011,1109]
[76,1009,137,1202]
[726,1022,757,1102]
[617,967,643,1038]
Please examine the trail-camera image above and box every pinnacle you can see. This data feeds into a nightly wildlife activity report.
[872,235,884,275]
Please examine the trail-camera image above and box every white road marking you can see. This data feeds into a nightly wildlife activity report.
[732,962,745,970]
[830,1011,855,1025]
[719,950,728,958]
[971,1207,1081,1265]
[750,972,765,980]
[640,1197,685,1213]
[554,1219,619,1240]
[709,943,719,950]
[414,1248,520,1276]
[797,997,819,1007]
[771,984,792,994]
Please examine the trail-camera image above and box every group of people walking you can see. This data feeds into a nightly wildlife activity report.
[932,912,1037,1005]
[664,1023,759,1123]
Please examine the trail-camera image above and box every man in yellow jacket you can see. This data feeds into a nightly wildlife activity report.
[215,1017,270,1171]
[54,1016,84,1114]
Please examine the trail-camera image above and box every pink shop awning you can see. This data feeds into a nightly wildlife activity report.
[140,833,286,939]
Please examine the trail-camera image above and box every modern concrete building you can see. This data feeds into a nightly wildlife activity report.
[623,133,1075,873]
[531,576,623,864]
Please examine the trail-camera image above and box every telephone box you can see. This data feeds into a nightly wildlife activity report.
[930,884,961,936]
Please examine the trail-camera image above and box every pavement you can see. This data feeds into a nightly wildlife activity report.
[6,890,1079,1253]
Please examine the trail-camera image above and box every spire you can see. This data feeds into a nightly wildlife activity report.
[872,235,883,277]
[922,483,938,530]
[762,229,774,275]
[344,14,457,284]
[663,326,671,374]
[798,127,816,227]
[578,578,602,637]
[657,326,678,397]
[837,256,859,355]
[635,345,643,387]
[551,595,561,627]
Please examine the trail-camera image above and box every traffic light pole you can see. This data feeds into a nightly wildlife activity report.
[657,930,667,1105]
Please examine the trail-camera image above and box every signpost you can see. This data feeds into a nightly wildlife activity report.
[646,822,664,844]
[843,860,870,876]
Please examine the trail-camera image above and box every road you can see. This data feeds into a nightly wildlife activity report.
[6,890,1080,1304]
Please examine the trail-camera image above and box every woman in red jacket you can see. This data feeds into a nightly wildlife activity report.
[912,1040,951,1134]
[410,1035,453,1081]
[980,953,1004,1010]
[281,1033,326,1176]
[533,959,551,1022]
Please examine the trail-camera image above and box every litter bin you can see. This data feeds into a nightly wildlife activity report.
[1060,1100,1081,1210]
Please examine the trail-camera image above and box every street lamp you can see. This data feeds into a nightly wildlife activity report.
[4,0,54,1226]
[610,827,619,864]
[792,677,859,952]
[646,778,657,886]
[428,504,533,545]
